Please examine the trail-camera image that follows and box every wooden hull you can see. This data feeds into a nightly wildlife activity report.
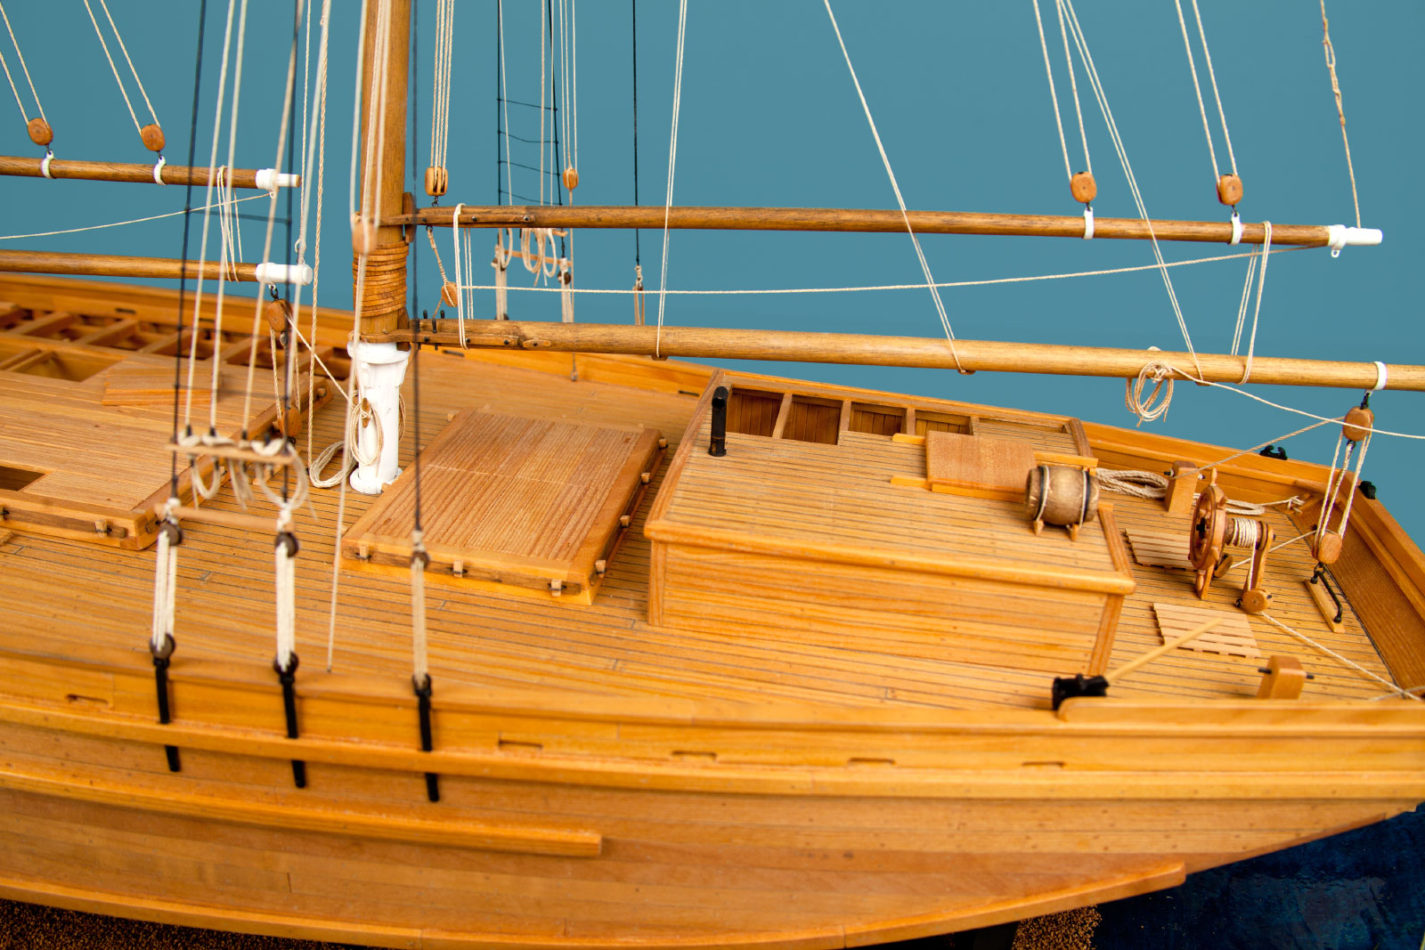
[0,674,1420,947]
[1,277,1423,946]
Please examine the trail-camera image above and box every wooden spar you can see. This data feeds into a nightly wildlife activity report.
[372,320,1425,392]
[353,0,410,336]
[390,204,1381,249]
[0,249,260,282]
[0,155,297,189]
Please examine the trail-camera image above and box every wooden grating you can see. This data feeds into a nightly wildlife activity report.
[1152,602,1260,658]
[342,407,663,601]
[1127,528,1195,570]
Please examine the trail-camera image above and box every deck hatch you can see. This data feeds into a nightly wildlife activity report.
[342,408,663,603]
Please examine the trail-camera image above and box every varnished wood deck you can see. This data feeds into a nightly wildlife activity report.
[0,338,1402,712]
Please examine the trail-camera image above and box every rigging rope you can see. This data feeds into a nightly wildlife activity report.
[1236,220,1271,384]
[654,0,688,358]
[1174,0,1236,182]
[1031,0,1072,182]
[1059,0,1202,378]
[428,0,454,191]
[1260,613,1417,701]
[83,0,161,149]
[1319,0,1361,228]
[821,0,964,372]
[0,1,46,140]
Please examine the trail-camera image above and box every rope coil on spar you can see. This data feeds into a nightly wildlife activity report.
[1124,351,1175,424]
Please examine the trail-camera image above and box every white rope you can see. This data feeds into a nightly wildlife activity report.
[1229,252,1257,355]
[1200,418,1337,472]
[822,0,964,373]
[429,0,454,175]
[655,0,689,360]
[150,499,181,653]
[1054,1,1091,179]
[0,1,44,126]
[1319,0,1361,228]
[1031,0,1072,182]
[1238,220,1271,384]
[559,259,574,323]
[1096,469,1168,500]
[451,203,466,345]
[83,0,160,141]
[1190,0,1237,176]
[1174,0,1221,181]
[491,229,511,319]
[1124,352,1174,424]
[0,193,268,242]
[1059,0,1202,377]
[1260,612,1417,700]
[182,0,241,435]
[299,0,332,475]
[274,507,298,672]
[410,529,429,685]
[444,245,1303,299]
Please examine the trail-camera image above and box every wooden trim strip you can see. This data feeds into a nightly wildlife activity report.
[0,763,601,857]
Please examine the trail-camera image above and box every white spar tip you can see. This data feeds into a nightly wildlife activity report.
[1326,224,1384,257]
[254,168,301,191]
[254,262,314,286]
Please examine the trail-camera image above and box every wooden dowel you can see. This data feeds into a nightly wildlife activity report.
[388,204,1371,248]
[0,155,296,189]
[164,505,283,535]
[373,320,1425,392]
[1105,618,1225,685]
[0,250,257,282]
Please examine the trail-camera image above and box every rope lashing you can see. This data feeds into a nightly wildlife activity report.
[1124,353,1175,425]
[149,499,182,772]
[560,259,574,323]
[273,512,306,789]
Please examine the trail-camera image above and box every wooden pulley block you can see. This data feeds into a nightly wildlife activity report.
[140,123,165,153]
[1216,173,1243,206]
[424,165,448,197]
[26,117,53,147]
[1070,171,1096,204]
[1025,464,1099,540]
[263,297,292,334]
[351,215,378,255]
[1311,529,1344,566]
[1189,483,1227,597]
[1342,404,1374,442]
[563,165,580,190]
[441,281,459,307]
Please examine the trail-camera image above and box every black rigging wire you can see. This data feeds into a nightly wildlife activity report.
[631,0,640,266]
[170,0,209,497]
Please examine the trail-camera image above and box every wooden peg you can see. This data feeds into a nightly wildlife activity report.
[1070,171,1096,204]
[1255,655,1307,699]
[1342,404,1374,442]
[1165,461,1198,516]
[1216,173,1243,206]
[563,166,580,190]
[441,281,459,307]
[424,165,448,198]
[27,117,53,147]
[140,123,165,153]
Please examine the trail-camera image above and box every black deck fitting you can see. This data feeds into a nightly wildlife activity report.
[274,654,307,788]
[709,386,728,457]
[413,674,441,803]
[1051,674,1109,711]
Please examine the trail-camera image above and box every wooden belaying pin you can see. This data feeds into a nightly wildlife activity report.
[424,165,448,198]
[140,123,165,153]
[563,166,580,190]
[1216,173,1243,206]
[1070,171,1096,204]
[27,117,53,147]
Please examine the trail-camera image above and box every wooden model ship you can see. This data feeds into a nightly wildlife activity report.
[0,2,1421,946]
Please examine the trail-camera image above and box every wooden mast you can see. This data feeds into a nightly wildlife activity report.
[372,319,1425,392]
[391,204,1380,249]
[354,0,411,337]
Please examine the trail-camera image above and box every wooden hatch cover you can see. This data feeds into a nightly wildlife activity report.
[342,408,663,603]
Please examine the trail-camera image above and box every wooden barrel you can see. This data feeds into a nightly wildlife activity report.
[1025,465,1099,527]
